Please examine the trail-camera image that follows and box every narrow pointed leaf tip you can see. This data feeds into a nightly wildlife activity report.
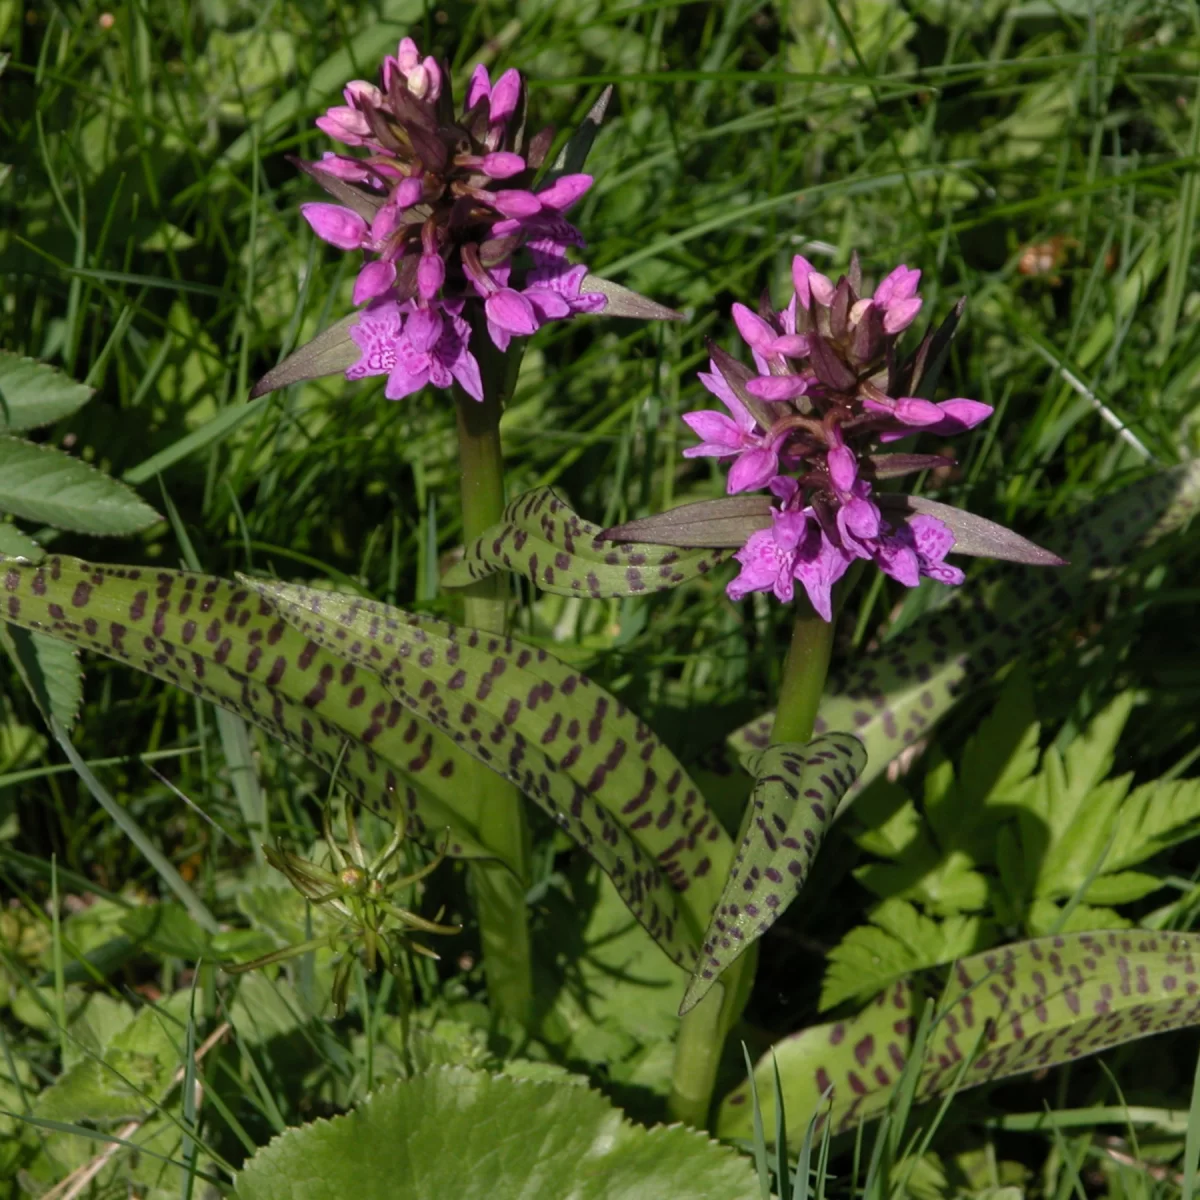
[443,487,730,598]
[603,496,772,549]
[876,494,1067,566]
[680,735,866,1015]
[576,275,684,321]
[250,313,362,399]
[719,929,1200,1142]
[546,84,614,180]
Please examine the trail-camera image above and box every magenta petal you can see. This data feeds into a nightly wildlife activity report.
[808,271,835,306]
[732,303,776,352]
[406,308,443,354]
[353,260,397,305]
[394,176,424,209]
[418,253,445,300]
[883,297,923,335]
[792,255,817,308]
[840,495,881,540]
[491,189,543,218]
[486,288,539,335]
[874,538,920,587]
[370,203,402,243]
[466,64,491,109]
[450,348,484,401]
[300,203,367,251]
[727,448,780,494]
[893,397,945,426]
[488,68,521,123]
[482,151,526,179]
[697,364,753,429]
[536,174,593,212]
[874,264,920,307]
[827,444,858,493]
[793,532,850,622]
[936,398,993,431]
[384,363,428,401]
[770,334,810,358]
[681,410,743,448]
[746,375,808,401]
[315,108,370,143]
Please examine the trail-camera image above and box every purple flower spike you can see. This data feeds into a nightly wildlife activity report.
[284,32,621,404]
[659,249,1056,618]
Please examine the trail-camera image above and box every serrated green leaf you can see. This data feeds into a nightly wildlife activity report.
[1109,777,1200,871]
[442,487,728,598]
[681,735,865,1015]
[730,462,1200,802]
[235,1067,760,1200]
[0,556,519,870]
[36,993,189,1124]
[0,352,93,433]
[241,575,734,967]
[720,929,1200,1142]
[0,437,160,535]
[820,899,991,1010]
[0,523,43,560]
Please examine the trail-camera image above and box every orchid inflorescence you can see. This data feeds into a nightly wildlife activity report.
[296,37,605,402]
[226,800,458,1016]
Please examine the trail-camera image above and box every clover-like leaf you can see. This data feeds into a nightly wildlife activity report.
[0,352,94,433]
[241,576,734,967]
[720,928,1200,1143]
[442,487,730,597]
[236,1067,759,1200]
[730,461,1200,803]
[0,438,159,535]
[681,735,865,1016]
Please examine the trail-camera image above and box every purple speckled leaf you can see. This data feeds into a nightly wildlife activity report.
[0,557,518,868]
[442,488,730,598]
[719,929,1200,1141]
[729,462,1200,807]
[680,735,866,1015]
[240,576,735,968]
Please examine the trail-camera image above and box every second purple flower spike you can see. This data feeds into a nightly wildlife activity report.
[606,253,1065,620]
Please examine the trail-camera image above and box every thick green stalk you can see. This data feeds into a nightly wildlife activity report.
[452,355,534,1030]
[667,596,837,1126]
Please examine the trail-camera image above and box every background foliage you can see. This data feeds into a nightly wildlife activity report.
[4,0,1200,1195]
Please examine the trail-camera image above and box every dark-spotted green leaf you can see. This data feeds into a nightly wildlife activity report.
[0,438,160,535]
[681,735,865,1015]
[0,625,82,732]
[730,462,1200,804]
[0,352,93,433]
[236,1067,759,1200]
[0,557,515,869]
[719,928,1200,1142]
[442,487,729,598]
[241,577,734,967]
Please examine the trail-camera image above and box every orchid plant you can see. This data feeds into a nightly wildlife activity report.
[7,34,1200,1158]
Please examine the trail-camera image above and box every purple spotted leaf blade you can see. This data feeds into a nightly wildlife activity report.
[876,494,1065,565]
[239,576,734,968]
[719,929,1200,1142]
[680,735,866,1016]
[250,313,362,399]
[603,496,773,550]
[576,275,684,322]
[0,556,512,868]
[442,488,731,598]
[729,461,1200,806]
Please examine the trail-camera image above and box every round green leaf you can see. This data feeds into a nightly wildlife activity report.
[236,1067,759,1200]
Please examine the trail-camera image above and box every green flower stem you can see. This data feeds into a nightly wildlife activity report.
[452,350,534,1030]
[668,946,757,1127]
[668,597,837,1126]
[769,595,836,745]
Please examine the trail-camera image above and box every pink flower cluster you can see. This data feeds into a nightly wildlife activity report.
[685,256,993,619]
[298,38,605,401]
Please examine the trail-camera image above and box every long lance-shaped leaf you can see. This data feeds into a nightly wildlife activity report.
[442,487,729,598]
[680,735,865,1016]
[243,577,735,967]
[0,557,515,867]
[730,462,1200,802]
[719,928,1200,1141]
